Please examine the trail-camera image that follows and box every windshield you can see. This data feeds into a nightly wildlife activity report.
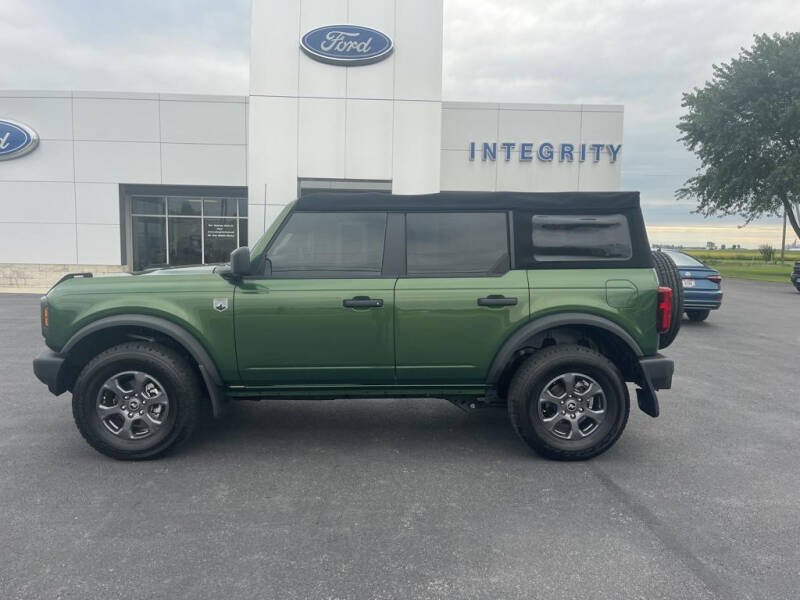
[663,250,704,267]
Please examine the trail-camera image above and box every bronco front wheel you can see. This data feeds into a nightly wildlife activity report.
[507,345,629,461]
[72,342,201,460]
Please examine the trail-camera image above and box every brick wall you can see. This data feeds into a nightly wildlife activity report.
[0,263,128,291]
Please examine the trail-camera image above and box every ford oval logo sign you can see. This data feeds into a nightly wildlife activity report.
[0,119,39,161]
[300,25,393,66]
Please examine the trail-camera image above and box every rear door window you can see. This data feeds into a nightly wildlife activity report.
[531,214,632,262]
[406,212,509,276]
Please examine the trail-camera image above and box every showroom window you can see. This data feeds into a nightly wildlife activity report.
[124,186,247,271]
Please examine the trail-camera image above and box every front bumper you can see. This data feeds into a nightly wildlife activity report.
[635,354,674,418]
[33,350,68,395]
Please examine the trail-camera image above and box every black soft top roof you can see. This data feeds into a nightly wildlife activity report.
[294,191,640,212]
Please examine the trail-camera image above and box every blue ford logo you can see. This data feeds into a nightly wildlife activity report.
[0,119,39,161]
[300,25,393,66]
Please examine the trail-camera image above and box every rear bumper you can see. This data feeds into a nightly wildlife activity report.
[683,289,722,310]
[33,350,68,396]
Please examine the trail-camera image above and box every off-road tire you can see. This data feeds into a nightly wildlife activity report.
[652,250,683,349]
[72,342,201,460]
[686,309,710,322]
[507,344,630,461]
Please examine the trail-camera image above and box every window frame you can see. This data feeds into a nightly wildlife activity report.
[254,209,515,280]
[256,208,517,281]
[253,205,653,278]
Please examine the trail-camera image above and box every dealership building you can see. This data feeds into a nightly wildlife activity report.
[0,0,623,289]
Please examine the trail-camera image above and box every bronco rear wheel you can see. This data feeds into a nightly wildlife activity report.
[652,250,683,349]
[72,342,201,460]
[507,344,629,461]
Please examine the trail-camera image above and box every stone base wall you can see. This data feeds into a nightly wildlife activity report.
[0,263,129,291]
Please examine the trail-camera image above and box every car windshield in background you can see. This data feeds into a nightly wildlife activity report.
[663,251,704,267]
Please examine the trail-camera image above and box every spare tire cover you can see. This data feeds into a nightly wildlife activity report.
[651,250,683,349]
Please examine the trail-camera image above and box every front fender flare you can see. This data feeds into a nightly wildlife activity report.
[62,314,227,417]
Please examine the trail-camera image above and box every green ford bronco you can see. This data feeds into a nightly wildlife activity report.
[33,191,679,461]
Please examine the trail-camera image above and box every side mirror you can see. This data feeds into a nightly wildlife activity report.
[263,257,272,278]
[230,246,251,278]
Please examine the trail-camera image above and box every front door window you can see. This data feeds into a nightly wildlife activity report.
[266,212,387,278]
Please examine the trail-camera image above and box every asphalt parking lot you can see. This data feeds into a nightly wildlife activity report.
[1,279,798,600]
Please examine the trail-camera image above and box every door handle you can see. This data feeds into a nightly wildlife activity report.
[477,295,518,307]
[343,296,384,309]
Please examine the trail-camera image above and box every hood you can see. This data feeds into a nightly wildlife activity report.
[47,264,226,296]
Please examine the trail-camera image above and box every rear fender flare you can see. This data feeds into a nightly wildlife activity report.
[486,312,644,386]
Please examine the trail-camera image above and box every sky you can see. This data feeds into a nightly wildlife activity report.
[1,0,799,248]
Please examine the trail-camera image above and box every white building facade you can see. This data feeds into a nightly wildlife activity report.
[0,0,623,289]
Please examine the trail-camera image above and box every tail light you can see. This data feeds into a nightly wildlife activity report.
[657,286,672,333]
[707,274,722,284]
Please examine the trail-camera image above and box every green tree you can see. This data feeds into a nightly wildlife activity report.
[677,33,800,239]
